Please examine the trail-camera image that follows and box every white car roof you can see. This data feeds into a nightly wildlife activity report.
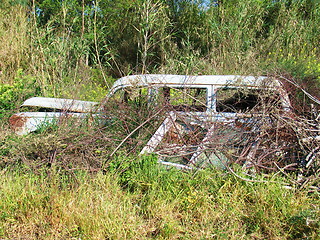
[108,74,281,95]
[21,97,99,112]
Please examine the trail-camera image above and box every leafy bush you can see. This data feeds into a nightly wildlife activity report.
[0,70,41,117]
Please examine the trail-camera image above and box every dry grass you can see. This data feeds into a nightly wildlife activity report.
[0,3,30,84]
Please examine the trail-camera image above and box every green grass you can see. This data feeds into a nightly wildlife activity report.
[0,157,318,239]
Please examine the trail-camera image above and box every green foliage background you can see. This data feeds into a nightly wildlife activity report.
[0,0,319,105]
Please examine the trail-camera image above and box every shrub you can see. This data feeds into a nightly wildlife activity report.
[0,70,41,117]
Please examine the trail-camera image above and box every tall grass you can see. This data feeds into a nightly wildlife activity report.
[1,1,319,99]
[162,0,320,76]
[0,169,145,239]
[0,159,318,239]
[0,2,30,84]
[0,0,111,103]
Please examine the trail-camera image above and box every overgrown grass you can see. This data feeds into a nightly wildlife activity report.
[0,157,318,239]
[0,3,30,84]
[1,1,319,100]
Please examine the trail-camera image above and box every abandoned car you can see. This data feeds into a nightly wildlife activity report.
[9,74,293,169]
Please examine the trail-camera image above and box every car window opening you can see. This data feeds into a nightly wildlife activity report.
[216,88,261,113]
[162,87,207,112]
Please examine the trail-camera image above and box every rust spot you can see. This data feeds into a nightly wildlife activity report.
[9,114,27,129]
[166,124,184,143]
[235,119,252,131]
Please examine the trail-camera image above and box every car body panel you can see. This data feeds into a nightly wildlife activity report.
[9,112,99,135]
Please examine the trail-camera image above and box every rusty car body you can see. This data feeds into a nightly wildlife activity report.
[10,75,292,168]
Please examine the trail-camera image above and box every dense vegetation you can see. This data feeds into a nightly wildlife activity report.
[0,159,319,239]
[0,0,319,238]
[1,0,319,99]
